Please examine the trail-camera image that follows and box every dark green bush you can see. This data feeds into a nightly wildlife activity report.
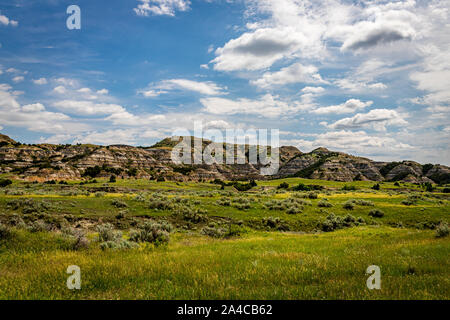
[127,168,138,177]
[401,199,415,206]
[262,217,289,231]
[371,184,381,190]
[172,166,194,175]
[0,179,12,188]
[294,183,323,191]
[369,209,385,218]
[343,201,355,210]
[278,182,289,189]
[83,166,101,178]
[343,214,356,226]
[424,182,434,192]
[0,223,14,240]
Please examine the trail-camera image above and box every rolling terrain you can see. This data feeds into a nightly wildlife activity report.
[1,134,449,184]
[0,176,448,299]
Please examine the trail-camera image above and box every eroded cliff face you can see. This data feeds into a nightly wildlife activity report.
[0,134,449,184]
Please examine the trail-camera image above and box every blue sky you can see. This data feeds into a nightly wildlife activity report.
[0,0,449,164]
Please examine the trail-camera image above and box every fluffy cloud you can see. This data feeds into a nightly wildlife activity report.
[327,109,407,131]
[52,100,126,116]
[139,79,225,97]
[0,86,85,134]
[312,99,373,115]
[42,128,169,146]
[200,94,309,118]
[0,85,20,110]
[286,130,413,157]
[134,0,190,17]
[55,77,78,87]
[410,45,450,106]
[97,89,109,95]
[204,120,233,130]
[335,0,420,51]
[251,63,326,88]
[22,103,45,113]
[53,86,67,94]
[301,87,325,94]
[12,76,24,83]
[335,79,387,92]
[51,80,114,102]
[341,20,416,51]
[211,0,432,73]
[0,14,18,27]
[75,129,146,145]
[212,27,318,71]
[105,111,166,126]
[32,78,48,85]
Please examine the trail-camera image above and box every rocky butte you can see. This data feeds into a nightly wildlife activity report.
[0,134,449,184]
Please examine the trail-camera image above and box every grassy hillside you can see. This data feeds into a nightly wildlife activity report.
[0,175,448,299]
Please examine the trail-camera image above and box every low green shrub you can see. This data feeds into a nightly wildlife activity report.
[369,209,385,218]
[307,191,319,199]
[116,210,127,219]
[354,199,375,206]
[129,221,173,246]
[28,220,52,233]
[100,240,138,250]
[96,223,122,242]
[435,222,449,238]
[111,199,128,208]
[286,205,302,215]
[0,179,12,188]
[401,199,414,206]
[0,223,14,240]
[201,226,226,238]
[216,199,231,207]
[318,200,333,208]
[322,214,344,232]
[262,217,289,231]
[343,201,355,210]
[277,182,289,189]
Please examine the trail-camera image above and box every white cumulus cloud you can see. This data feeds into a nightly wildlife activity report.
[134,0,190,17]
[312,99,373,115]
[251,63,326,88]
[327,109,408,131]
[139,79,225,97]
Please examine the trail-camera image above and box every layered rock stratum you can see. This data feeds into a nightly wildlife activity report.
[0,134,449,184]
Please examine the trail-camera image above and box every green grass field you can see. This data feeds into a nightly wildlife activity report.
[0,176,449,299]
